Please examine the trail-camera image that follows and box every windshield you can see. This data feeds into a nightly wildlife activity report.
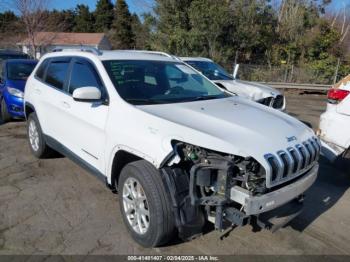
[185,60,233,81]
[103,60,229,105]
[7,62,37,80]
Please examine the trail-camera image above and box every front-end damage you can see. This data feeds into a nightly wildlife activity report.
[160,141,318,240]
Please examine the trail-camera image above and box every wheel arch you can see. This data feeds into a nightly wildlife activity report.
[24,102,36,119]
[109,148,151,191]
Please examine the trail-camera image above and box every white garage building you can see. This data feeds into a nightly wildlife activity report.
[18,32,112,58]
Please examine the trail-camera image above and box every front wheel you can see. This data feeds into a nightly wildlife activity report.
[118,160,175,247]
[27,112,55,158]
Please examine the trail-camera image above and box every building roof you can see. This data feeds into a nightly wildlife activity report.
[18,32,107,46]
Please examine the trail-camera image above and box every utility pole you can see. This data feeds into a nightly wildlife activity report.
[334,58,341,84]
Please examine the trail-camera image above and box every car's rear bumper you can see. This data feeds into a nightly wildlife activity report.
[230,163,318,215]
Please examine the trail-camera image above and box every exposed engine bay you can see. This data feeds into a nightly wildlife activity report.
[161,142,266,238]
[174,142,267,196]
[161,141,306,240]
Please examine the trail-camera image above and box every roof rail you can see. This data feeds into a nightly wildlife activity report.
[51,47,102,56]
[113,50,181,60]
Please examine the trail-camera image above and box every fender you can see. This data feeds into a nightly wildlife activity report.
[24,101,36,119]
[106,144,159,184]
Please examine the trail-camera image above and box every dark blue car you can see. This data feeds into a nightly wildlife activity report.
[0,59,37,122]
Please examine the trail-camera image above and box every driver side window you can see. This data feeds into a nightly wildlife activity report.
[68,60,103,96]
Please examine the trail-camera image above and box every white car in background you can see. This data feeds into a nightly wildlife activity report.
[318,74,350,164]
[181,57,286,110]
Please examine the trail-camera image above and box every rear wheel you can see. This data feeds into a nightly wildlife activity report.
[1,99,11,123]
[27,112,55,158]
[118,160,175,247]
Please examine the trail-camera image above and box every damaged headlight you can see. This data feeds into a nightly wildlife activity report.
[169,141,267,195]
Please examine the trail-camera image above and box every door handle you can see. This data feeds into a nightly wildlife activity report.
[61,101,71,109]
[34,88,41,95]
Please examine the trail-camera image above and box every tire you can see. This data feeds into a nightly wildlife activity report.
[27,112,55,158]
[1,98,11,123]
[118,160,175,247]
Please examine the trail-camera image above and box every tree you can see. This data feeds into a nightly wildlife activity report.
[94,0,114,32]
[11,0,50,57]
[0,11,23,49]
[188,0,230,60]
[46,9,76,32]
[227,0,277,64]
[0,11,19,33]
[131,13,151,49]
[73,4,94,33]
[153,0,193,55]
[110,0,135,49]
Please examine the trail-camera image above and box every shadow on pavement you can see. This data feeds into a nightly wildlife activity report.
[289,156,349,232]
[0,118,24,126]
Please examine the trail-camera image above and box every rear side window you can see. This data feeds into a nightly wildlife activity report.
[35,59,49,80]
[7,62,36,80]
[45,58,70,90]
[68,60,102,94]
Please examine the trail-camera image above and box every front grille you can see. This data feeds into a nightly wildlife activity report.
[264,137,320,187]
[272,95,284,109]
[257,95,284,109]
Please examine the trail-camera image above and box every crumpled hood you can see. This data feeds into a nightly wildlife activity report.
[214,79,281,101]
[137,96,314,167]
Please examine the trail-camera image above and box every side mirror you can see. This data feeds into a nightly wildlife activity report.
[72,86,101,102]
[233,64,239,80]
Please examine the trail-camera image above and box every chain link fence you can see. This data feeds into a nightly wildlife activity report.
[233,63,349,85]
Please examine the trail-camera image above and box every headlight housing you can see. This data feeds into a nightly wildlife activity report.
[7,87,24,98]
[171,141,267,195]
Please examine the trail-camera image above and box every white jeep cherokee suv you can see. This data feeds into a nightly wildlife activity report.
[24,49,320,247]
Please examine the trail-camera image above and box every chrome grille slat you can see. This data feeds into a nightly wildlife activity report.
[311,137,321,159]
[296,144,307,170]
[308,139,317,162]
[287,147,299,174]
[264,154,279,181]
[278,151,290,178]
[303,141,314,166]
[265,137,320,187]
[286,148,296,175]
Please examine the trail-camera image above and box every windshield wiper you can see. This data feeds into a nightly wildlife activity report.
[125,98,170,105]
[191,95,225,101]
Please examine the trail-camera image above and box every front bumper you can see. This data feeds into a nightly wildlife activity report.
[4,93,25,118]
[230,163,318,215]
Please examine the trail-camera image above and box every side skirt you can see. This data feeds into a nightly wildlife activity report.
[44,135,106,184]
